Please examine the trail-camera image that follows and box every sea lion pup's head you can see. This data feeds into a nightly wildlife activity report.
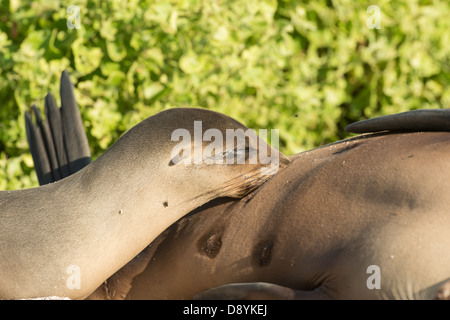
[97,107,290,207]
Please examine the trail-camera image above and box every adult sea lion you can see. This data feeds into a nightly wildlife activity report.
[2,77,289,299]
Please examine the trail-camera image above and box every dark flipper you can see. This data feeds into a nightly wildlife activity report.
[32,104,62,182]
[45,92,71,178]
[25,70,91,185]
[25,110,52,185]
[194,282,331,300]
[345,109,450,134]
[60,70,91,174]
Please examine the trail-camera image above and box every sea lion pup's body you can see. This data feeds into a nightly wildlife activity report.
[1,107,289,300]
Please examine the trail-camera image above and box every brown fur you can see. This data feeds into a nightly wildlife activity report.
[89,131,450,300]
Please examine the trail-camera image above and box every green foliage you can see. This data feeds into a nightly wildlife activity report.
[0,0,449,189]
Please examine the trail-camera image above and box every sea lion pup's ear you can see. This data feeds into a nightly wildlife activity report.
[345,109,450,134]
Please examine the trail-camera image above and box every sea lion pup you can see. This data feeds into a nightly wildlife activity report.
[3,106,289,300]
[92,109,450,300]
[124,130,450,300]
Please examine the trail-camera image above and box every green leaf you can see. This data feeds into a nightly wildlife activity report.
[106,39,127,62]
[72,38,103,75]
[179,51,204,74]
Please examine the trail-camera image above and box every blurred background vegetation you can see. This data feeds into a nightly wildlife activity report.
[0,0,449,190]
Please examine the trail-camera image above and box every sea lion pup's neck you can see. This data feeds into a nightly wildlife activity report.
[0,108,289,300]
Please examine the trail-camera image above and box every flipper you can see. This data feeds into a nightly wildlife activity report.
[45,92,70,178]
[25,110,53,185]
[194,282,331,300]
[59,70,91,174]
[25,70,91,185]
[345,109,450,134]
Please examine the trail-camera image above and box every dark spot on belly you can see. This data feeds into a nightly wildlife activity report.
[198,232,223,259]
[253,239,274,267]
[163,201,168,207]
